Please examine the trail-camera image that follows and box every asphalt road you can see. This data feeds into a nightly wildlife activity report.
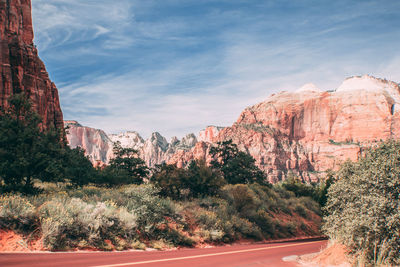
[0,239,327,267]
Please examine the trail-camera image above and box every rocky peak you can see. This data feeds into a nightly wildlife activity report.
[180,133,197,148]
[337,75,400,93]
[65,120,82,127]
[170,136,179,146]
[296,83,321,93]
[198,126,225,143]
[147,132,169,152]
[109,131,144,150]
[0,0,34,44]
[65,122,199,167]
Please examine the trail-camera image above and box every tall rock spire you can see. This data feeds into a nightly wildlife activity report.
[0,0,64,130]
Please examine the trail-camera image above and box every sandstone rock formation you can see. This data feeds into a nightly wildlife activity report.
[198,126,225,143]
[66,122,198,167]
[168,75,400,183]
[0,0,63,130]
[65,121,113,165]
[66,75,400,183]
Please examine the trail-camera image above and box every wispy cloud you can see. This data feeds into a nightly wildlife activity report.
[31,0,400,139]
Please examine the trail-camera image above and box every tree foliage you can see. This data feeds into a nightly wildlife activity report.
[281,172,333,207]
[95,142,149,187]
[209,140,267,185]
[0,94,65,192]
[323,140,400,265]
[151,160,225,200]
[63,146,95,187]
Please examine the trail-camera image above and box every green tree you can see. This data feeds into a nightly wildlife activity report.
[185,160,226,198]
[323,140,400,265]
[151,163,187,199]
[107,141,149,185]
[64,146,95,187]
[0,94,64,193]
[209,140,267,185]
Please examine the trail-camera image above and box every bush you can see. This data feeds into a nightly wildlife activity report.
[0,195,38,232]
[323,141,400,265]
[39,197,137,250]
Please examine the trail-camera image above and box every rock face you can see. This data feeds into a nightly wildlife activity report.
[65,75,400,183]
[198,126,225,143]
[0,0,63,130]
[168,75,400,183]
[65,121,113,165]
[66,122,198,167]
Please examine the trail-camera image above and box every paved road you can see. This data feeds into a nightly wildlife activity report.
[0,239,327,267]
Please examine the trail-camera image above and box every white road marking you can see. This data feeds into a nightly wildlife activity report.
[91,240,324,267]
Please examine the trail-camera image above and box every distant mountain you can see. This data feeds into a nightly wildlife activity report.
[65,121,202,167]
[66,75,400,183]
[168,75,400,183]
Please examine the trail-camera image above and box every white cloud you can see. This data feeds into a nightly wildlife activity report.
[31,0,134,50]
[32,0,400,140]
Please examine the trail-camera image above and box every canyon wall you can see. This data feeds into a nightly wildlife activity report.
[168,75,400,182]
[66,75,400,183]
[0,0,63,130]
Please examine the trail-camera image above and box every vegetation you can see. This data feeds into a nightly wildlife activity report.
[323,140,400,266]
[0,94,322,251]
[96,142,149,187]
[151,160,225,200]
[210,140,267,185]
[280,172,333,207]
[0,94,66,193]
[0,183,321,250]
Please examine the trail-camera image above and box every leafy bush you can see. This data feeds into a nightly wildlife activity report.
[323,141,400,266]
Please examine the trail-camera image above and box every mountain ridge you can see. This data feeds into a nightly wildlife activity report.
[66,74,400,183]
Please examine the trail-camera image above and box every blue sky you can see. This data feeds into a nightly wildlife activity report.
[31,0,400,139]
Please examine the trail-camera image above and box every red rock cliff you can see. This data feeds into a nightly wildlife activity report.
[168,75,400,183]
[0,0,63,130]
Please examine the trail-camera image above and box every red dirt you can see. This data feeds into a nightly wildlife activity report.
[0,230,44,252]
[300,241,351,267]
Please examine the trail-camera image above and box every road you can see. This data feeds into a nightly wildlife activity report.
[0,239,327,267]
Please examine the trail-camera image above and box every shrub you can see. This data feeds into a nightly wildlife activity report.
[39,197,137,250]
[122,185,177,237]
[294,204,308,218]
[0,195,38,232]
[323,141,400,265]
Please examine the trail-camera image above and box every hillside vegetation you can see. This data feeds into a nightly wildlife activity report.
[0,94,323,251]
[0,183,321,251]
[323,141,400,266]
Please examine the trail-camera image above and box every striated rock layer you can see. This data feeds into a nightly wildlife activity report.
[0,0,63,130]
[168,75,400,183]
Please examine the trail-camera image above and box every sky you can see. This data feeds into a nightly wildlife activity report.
[31,0,400,140]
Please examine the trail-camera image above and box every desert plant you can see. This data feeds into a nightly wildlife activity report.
[0,195,38,232]
[39,197,137,250]
[323,140,400,265]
